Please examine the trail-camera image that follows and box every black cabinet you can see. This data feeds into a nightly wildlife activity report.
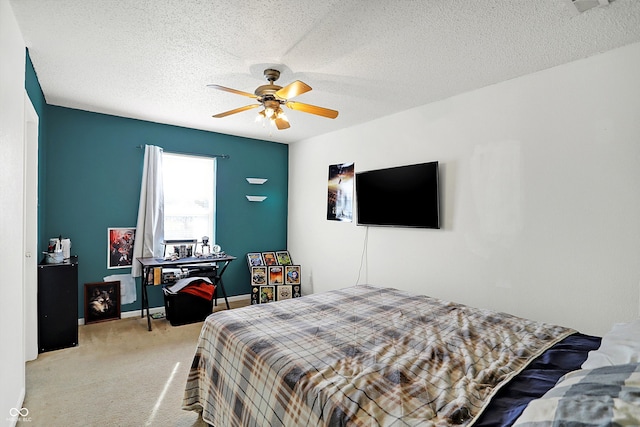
[38,256,78,353]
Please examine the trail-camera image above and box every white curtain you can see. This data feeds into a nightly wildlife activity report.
[131,145,164,277]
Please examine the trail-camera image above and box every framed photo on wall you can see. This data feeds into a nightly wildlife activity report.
[251,266,267,286]
[107,227,135,269]
[327,162,354,222]
[262,252,278,266]
[276,250,292,265]
[268,265,284,285]
[246,252,264,268]
[284,265,301,285]
[84,281,121,324]
[277,285,293,301]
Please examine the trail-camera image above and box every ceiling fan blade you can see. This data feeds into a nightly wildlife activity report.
[207,84,257,98]
[274,117,291,130]
[285,101,339,119]
[276,80,312,100]
[212,104,260,118]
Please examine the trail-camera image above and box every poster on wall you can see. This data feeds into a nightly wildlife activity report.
[327,162,354,222]
[107,227,135,269]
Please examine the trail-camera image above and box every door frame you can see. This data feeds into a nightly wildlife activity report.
[23,92,39,361]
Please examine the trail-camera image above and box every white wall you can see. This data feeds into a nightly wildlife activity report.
[0,0,26,424]
[289,42,640,337]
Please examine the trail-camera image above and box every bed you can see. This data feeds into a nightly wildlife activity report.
[511,318,640,426]
[182,285,634,426]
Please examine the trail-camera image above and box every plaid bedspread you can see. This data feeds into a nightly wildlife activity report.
[183,285,574,426]
[512,363,640,426]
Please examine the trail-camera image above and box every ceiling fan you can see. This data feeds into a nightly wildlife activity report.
[208,69,339,130]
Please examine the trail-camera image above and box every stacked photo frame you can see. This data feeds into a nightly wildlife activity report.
[247,250,301,304]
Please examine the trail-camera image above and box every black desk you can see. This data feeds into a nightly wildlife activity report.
[137,255,236,331]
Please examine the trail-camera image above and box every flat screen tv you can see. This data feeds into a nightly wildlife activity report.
[355,161,440,228]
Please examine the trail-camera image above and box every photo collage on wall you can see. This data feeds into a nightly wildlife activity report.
[246,251,301,304]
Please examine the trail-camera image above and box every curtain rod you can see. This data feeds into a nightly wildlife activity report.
[136,145,230,159]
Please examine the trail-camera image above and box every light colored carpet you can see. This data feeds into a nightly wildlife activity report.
[19,299,248,427]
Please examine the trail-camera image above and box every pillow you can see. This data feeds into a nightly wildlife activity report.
[512,363,640,426]
[581,318,640,370]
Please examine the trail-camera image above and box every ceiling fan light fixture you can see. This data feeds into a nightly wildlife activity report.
[262,107,289,129]
[209,68,338,130]
[264,106,276,119]
[277,109,288,123]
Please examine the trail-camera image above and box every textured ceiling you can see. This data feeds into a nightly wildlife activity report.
[10,0,640,144]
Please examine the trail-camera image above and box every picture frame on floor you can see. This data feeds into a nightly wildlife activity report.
[259,285,275,303]
[276,250,292,265]
[284,265,301,285]
[251,266,267,286]
[268,265,284,285]
[246,252,264,268]
[262,251,278,265]
[84,281,121,324]
[276,285,293,301]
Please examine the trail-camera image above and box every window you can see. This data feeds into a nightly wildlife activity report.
[162,153,216,244]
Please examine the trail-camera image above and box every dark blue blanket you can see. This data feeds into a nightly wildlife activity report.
[473,332,601,427]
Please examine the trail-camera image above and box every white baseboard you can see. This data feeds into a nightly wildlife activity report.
[79,294,251,325]
[119,306,164,320]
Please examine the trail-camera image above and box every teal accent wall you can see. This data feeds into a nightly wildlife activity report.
[25,49,288,318]
[24,50,48,255]
[44,106,289,317]
[41,106,288,317]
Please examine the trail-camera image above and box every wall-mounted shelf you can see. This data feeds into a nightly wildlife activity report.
[246,195,267,202]
[246,178,268,185]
